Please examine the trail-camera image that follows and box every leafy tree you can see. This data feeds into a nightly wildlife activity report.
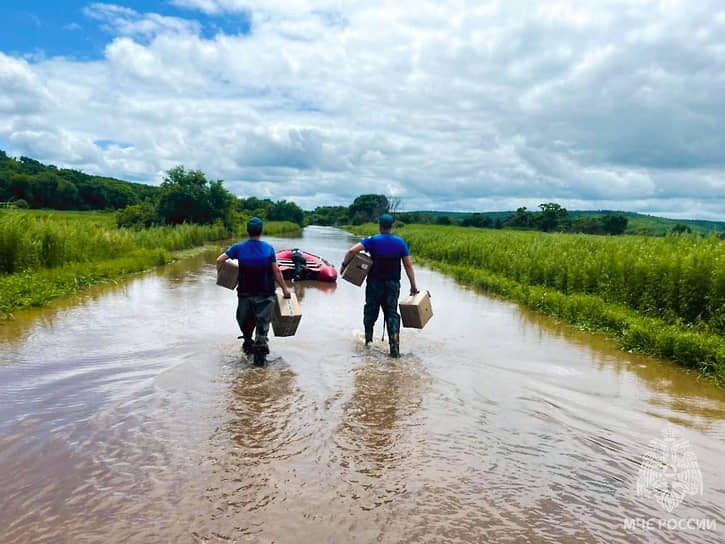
[237,197,304,225]
[395,212,433,224]
[77,182,110,210]
[671,223,692,234]
[158,166,211,224]
[570,218,605,235]
[157,166,235,226]
[436,215,452,225]
[8,174,33,202]
[537,202,568,232]
[0,150,161,210]
[18,156,45,175]
[54,179,80,209]
[104,182,137,209]
[267,199,304,225]
[348,194,389,225]
[238,197,273,213]
[117,201,159,228]
[504,207,534,228]
[306,205,348,226]
[462,213,493,228]
[601,214,628,235]
[209,180,238,228]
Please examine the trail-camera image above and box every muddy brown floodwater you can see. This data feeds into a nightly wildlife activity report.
[1,226,724,543]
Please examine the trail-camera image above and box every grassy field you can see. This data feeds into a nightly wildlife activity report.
[0,210,301,319]
[350,223,725,384]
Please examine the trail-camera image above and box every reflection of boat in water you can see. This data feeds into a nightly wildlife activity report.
[277,249,337,282]
[292,280,337,300]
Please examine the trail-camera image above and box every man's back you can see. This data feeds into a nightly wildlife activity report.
[361,233,410,281]
[225,239,276,296]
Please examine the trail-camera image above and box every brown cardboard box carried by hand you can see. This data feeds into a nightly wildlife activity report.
[341,252,373,286]
[272,291,302,336]
[399,290,433,329]
[216,259,239,290]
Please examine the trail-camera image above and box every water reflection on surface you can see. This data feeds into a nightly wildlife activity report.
[1,226,724,543]
[333,355,430,508]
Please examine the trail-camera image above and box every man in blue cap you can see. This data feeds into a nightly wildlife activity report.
[342,213,418,357]
[217,217,291,366]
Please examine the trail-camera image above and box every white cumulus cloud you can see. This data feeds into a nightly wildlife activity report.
[0,0,724,219]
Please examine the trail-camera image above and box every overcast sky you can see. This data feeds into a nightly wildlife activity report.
[1,1,725,218]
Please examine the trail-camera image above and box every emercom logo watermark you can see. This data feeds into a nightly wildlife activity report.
[636,425,702,512]
[624,425,717,533]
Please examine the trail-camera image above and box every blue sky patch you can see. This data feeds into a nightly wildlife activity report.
[95,139,133,150]
[0,1,251,61]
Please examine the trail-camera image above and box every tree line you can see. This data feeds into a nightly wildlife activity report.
[493,203,629,235]
[116,167,305,230]
[0,150,157,210]
[0,150,305,229]
[305,197,631,235]
[3,150,703,236]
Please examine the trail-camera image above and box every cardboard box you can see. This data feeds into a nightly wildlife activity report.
[341,252,373,286]
[399,290,433,329]
[272,291,302,337]
[217,259,239,290]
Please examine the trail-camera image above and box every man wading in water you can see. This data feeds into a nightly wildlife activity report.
[342,214,418,357]
[217,217,291,366]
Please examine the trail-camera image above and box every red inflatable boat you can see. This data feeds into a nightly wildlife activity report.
[276,249,338,282]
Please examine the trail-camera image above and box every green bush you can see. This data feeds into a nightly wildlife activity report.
[116,201,159,228]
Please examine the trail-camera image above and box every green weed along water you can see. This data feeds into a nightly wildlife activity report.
[0,211,233,317]
[0,211,228,274]
[0,211,302,317]
[400,226,725,335]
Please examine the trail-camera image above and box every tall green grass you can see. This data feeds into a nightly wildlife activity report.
[397,225,725,335]
[0,210,228,274]
[349,224,725,383]
[0,210,303,318]
[0,210,230,317]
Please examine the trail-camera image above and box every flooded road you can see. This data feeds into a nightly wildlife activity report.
[1,226,724,543]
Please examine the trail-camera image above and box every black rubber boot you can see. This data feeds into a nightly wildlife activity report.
[253,348,267,367]
[242,337,254,355]
[365,328,373,345]
[389,333,400,358]
[253,343,270,367]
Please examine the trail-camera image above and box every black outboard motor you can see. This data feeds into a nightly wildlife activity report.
[291,248,307,281]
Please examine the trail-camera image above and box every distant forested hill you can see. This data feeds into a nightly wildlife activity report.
[413,209,725,235]
[0,150,159,210]
[567,210,725,235]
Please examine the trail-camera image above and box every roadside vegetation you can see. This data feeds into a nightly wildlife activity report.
[0,157,303,319]
[0,210,224,318]
[0,209,299,319]
[350,223,725,384]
